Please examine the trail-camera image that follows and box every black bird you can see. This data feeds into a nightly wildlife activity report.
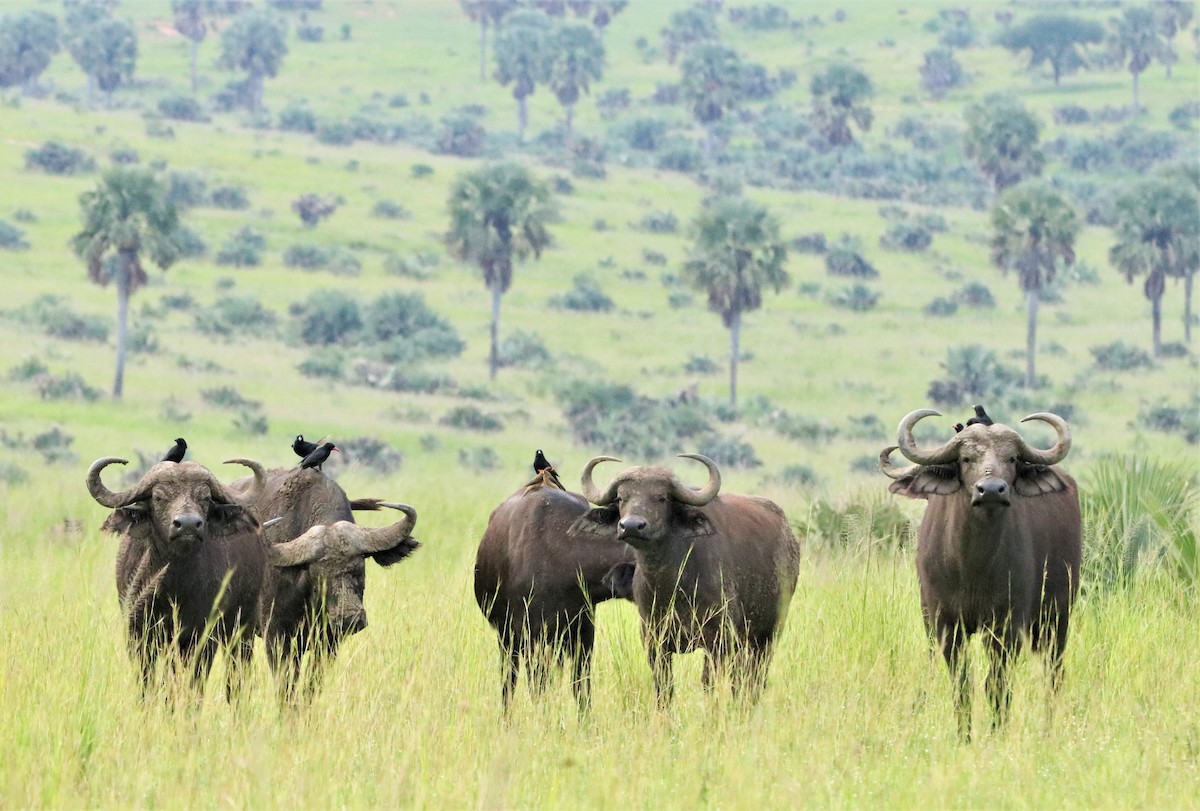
[533,448,563,488]
[299,442,338,471]
[292,434,319,460]
[163,437,187,463]
[952,423,965,433]
[965,404,994,428]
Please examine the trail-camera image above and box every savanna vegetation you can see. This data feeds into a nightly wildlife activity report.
[0,0,1196,807]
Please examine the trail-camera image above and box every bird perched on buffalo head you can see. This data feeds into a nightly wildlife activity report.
[533,449,563,489]
[292,434,319,460]
[163,437,187,463]
[299,442,338,472]
[965,404,994,427]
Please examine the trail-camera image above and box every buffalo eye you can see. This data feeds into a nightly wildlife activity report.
[960,456,973,464]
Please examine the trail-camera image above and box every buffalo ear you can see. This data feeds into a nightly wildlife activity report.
[570,506,619,536]
[370,537,420,568]
[888,465,962,499]
[208,503,259,539]
[1014,463,1069,497]
[102,505,148,535]
[602,561,636,600]
[676,506,716,539]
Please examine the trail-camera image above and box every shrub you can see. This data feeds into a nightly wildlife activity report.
[348,361,455,393]
[0,220,29,250]
[158,94,208,121]
[24,141,95,175]
[657,144,703,172]
[372,199,411,219]
[11,209,35,223]
[824,236,877,278]
[436,112,486,157]
[1137,395,1199,444]
[637,210,678,233]
[790,232,827,253]
[283,243,331,270]
[924,296,958,317]
[383,253,437,279]
[684,355,720,374]
[233,408,269,435]
[297,347,345,379]
[201,386,260,410]
[826,284,880,311]
[214,226,265,267]
[278,101,318,133]
[1053,105,1090,125]
[621,117,669,151]
[8,357,48,381]
[550,275,615,312]
[1090,341,1153,371]
[365,292,463,354]
[1168,102,1200,131]
[37,372,100,401]
[19,295,108,341]
[411,164,434,179]
[194,295,277,338]
[208,184,251,210]
[165,170,208,208]
[798,493,912,551]
[292,194,339,227]
[778,464,820,487]
[0,461,28,485]
[880,221,932,251]
[326,247,362,277]
[338,437,404,474]
[596,87,631,119]
[296,290,362,345]
[129,322,158,353]
[316,119,356,145]
[458,446,501,471]
[499,330,551,368]
[697,435,761,468]
[174,225,207,259]
[110,146,140,164]
[954,281,994,308]
[30,425,77,464]
[926,344,1022,408]
[440,406,503,432]
[919,47,965,99]
[296,23,323,42]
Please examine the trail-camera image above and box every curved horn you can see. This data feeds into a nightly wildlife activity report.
[1016,412,1072,466]
[879,446,919,480]
[896,409,960,466]
[86,457,138,508]
[270,526,327,568]
[580,456,622,505]
[223,458,266,504]
[671,453,721,506]
[353,505,418,555]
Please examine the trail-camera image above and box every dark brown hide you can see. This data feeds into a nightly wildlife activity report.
[882,410,1081,740]
[90,458,267,696]
[474,476,634,709]
[578,455,800,705]
[230,466,419,700]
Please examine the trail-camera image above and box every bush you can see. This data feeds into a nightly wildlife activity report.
[954,281,994,308]
[233,408,269,436]
[880,221,932,251]
[365,292,463,357]
[1138,395,1200,444]
[550,275,615,312]
[798,493,912,552]
[296,23,323,42]
[657,144,703,172]
[19,295,108,341]
[0,220,29,250]
[458,446,501,471]
[826,284,880,312]
[924,296,958,317]
[174,225,207,259]
[1053,105,1090,125]
[110,146,140,165]
[926,344,1022,408]
[316,119,356,146]
[0,460,28,484]
[283,243,331,270]
[621,117,669,151]
[440,405,503,432]
[297,290,362,345]
[383,253,438,280]
[37,372,100,401]
[214,226,265,267]
[165,170,208,208]
[24,141,95,175]
[920,47,965,99]
[790,232,827,253]
[201,386,261,410]
[824,236,877,278]
[278,101,318,133]
[499,330,551,369]
[697,435,761,468]
[339,437,404,474]
[348,360,455,394]
[1168,102,1200,131]
[297,347,345,379]
[209,184,251,210]
[637,210,678,233]
[157,94,208,122]
[292,194,339,228]
[8,357,48,381]
[1091,341,1153,371]
[777,464,820,487]
[372,199,411,219]
[684,355,720,374]
[194,295,277,338]
[436,111,486,157]
[596,87,631,119]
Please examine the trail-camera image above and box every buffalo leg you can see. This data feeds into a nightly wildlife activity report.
[571,622,595,712]
[499,640,520,711]
[647,644,673,708]
[938,622,971,742]
[985,627,1020,731]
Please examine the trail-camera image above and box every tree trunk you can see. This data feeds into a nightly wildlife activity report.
[190,40,199,94]
[1024,288,1038,390]
[1146,271,1164,357]
[479,19,488,82]
[250,72,263,115]
[1052,60,1061,87]
[1131,70,1140,112]
[113,250,134,399]
[489,277,503,381]
[85,73,96,107]
[728,309,741,409]
[564,102,575,142]
[1182,272,1194,343]
[516,94,528,142]
[703,125,715,164]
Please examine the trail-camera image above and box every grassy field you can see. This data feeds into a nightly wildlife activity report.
[0,0,1197,807]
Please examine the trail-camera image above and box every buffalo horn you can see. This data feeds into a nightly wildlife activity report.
[670,453,721,506]
[86,457,140,508]
[223,457,266,504]
[352,503,417,555]
[580,456,622,505]
[1016,412,1071,466]
[270,525,327,568]
[878,446,919,480]
[896,409,960,466]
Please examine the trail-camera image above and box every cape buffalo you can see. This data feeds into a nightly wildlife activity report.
[880,409,1081,740]
[230,465,419,700]
[578,454,801,705]
[87,456,267,696]
[474,470,635,710]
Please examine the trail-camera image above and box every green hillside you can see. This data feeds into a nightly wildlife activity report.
[0,1,1197,806]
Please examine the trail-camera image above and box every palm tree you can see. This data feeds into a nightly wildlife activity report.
[492,8,553,141]
[71,166,183,398]
[445,162,554,380]
[964,94,1044,194]
[810,62,875,147]
[989,182,1080,389]
[679,41,744,162]
[547,21,604,140]
[1110,6,1166,111]
[1110,177,1200,356]
[681,196,788,408]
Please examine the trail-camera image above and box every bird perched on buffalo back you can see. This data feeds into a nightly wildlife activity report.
[292,434,319,459]
[965,404,994,427]
[533,449,563,489]
[163,438,187,463]
[299,442,338,472]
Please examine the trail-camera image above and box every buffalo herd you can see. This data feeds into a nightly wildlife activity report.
[86,405,1081,738]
